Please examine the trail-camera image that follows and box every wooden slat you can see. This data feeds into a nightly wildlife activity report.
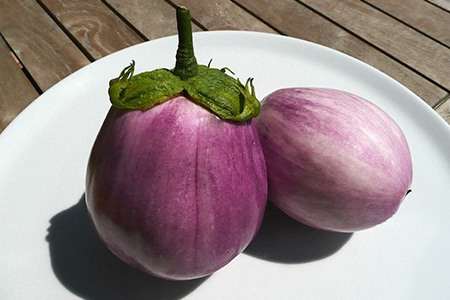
[435,95,450,124]
[39,0,144,60]
[0,36,39,132]
[299,0,450,90]
[365,0,450,47]
[427,0,450,11]
[168,0,277,32]
[234,0,447,106]
[104,0,201,40]
[0,0,90,92]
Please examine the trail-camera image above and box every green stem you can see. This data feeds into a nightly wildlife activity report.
[173,6,198,80]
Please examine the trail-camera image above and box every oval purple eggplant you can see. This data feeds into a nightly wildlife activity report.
[256,88,413,232]
[86,96,267,280]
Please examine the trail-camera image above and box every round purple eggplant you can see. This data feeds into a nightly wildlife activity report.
[86,97,267,279]
[85,7,267,280]
[256,88,413,232]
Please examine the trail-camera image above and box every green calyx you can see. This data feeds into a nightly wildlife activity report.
[108,6,260,122]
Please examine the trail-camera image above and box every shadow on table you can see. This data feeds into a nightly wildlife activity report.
[244,202,353,263]
[46,195,207,300]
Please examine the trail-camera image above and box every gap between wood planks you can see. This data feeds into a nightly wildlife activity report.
[0,33,43,95]
[163,0,209,30]
[425,0,450,12]
[35,0,96,62]
[433,93,450,109]
[294,0,449,92]
[360,0,450,48]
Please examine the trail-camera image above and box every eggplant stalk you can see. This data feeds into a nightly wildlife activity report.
[173,7,198,80]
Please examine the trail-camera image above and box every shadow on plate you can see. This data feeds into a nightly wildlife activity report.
[46,195,207,300]
[244,202,353,263]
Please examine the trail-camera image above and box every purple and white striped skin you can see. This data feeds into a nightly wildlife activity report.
[256,88,412,232]
[86,96,267,280]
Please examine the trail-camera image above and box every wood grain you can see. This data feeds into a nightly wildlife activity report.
[0,36,39,132]
[39,0,144,60]
[364,0,450,46]
[104,0,201,40]
[435,95,450,124]
[427,0,450,11]
[299,0,450,90]
[1,0,448,128]
[0,0,90,91]
[234,0,447,106]
[168,0,277,32]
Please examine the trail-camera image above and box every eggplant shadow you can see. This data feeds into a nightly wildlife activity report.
[245,201,353,263]
[46,195,207,300]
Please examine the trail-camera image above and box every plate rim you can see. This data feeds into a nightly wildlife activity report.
[1,31,449,144]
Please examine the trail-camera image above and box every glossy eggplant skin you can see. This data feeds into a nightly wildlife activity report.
[256,88,412,233]
[86,96,267,280]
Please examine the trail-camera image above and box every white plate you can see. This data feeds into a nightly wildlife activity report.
[1,32,449,300]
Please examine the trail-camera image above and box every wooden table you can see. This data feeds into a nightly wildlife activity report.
[1,0,449,132]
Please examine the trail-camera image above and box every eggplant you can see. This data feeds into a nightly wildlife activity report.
[256,88,413,233]
[86,7,267,280]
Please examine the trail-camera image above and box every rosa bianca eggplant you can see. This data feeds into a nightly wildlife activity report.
[86,97,267,280]
[256,88,413,232]
[85,7,267,280]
